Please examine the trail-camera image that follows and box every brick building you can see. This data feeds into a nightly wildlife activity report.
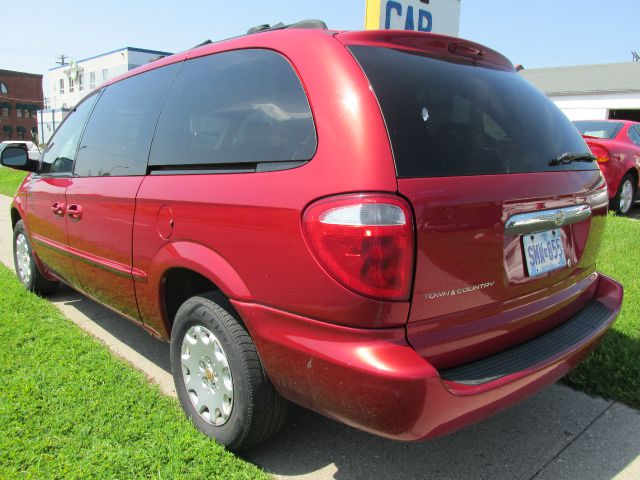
[0,69,43,142]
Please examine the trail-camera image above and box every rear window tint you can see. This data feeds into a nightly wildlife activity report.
[148,49,316,168]
[349,46,597,178]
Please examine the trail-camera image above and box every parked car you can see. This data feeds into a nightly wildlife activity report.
[0,140,40,161]
[574,120,640,215]
[1,24,623,451]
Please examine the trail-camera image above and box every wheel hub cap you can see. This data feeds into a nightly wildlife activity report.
[181,325,233,426]
[15,233,31,284]
[620,180,633,213]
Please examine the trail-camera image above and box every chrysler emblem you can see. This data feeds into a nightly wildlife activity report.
[555,211,565,226]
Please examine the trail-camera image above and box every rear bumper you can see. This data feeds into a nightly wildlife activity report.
[232,273,622,441]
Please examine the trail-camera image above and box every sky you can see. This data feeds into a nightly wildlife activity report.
[2,0,639,76]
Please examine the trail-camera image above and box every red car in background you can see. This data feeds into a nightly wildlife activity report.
[574,120,640,215]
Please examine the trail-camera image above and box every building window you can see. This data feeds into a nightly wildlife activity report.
[0,103,9,117]
[78,73,84,91]
[2,125,12,138]
[59,78,65,94]
[0,82,7,94]
[17,126,26,140]
[102,68,108,82]
[69,77,75,93]
[90,71,96,89]
[24,109,31,118]
[16,107,22,118]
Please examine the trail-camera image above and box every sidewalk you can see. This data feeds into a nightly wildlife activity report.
[1,193,639,480]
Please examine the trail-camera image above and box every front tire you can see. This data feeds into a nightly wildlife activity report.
[612,173,636,216]
[13,220,59,295]
[170,293,287,451]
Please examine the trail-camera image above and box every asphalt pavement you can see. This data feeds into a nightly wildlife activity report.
[1,193,639,480]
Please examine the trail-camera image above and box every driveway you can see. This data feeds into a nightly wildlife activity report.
[1,193,639,479]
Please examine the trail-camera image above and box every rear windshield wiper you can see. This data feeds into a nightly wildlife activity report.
[549,152,596,167]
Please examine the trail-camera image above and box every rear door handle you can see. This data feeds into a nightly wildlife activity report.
[51,202,66,217]
[67,204,83,221]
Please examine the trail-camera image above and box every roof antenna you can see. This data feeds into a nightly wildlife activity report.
[632,51,640,62]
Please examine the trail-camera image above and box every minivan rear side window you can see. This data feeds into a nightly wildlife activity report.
[148,49,316,170]
[349,46,596,178]
[74,63,180,177]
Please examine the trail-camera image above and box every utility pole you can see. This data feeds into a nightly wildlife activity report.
[56,54,68,66]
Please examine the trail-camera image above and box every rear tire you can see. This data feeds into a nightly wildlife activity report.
[170,292,287,451]
[611,173,636,216]
[13,220,59,295]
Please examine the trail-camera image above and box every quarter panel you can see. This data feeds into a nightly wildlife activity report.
[133,172,410,333]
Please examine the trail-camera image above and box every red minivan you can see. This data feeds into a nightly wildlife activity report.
[1,24,623,451]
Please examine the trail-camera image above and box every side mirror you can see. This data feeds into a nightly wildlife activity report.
[0,147,39,172]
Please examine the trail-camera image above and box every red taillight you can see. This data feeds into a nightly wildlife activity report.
[588,143,610,163]
[303,194,414,301]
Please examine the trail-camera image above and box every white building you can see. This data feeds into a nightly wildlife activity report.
[38,46,172,144]
[520,62,640,122]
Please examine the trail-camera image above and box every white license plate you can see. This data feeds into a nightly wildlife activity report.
[523,229,566,277]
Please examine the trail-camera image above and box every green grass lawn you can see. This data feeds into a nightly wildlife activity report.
[0,165,26,197]
[0,266,269,479]
[564,213,640,409]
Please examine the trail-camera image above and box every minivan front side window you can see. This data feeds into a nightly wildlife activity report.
[39,92,100,175]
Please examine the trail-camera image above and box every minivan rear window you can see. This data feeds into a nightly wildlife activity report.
[349,46,597,178]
